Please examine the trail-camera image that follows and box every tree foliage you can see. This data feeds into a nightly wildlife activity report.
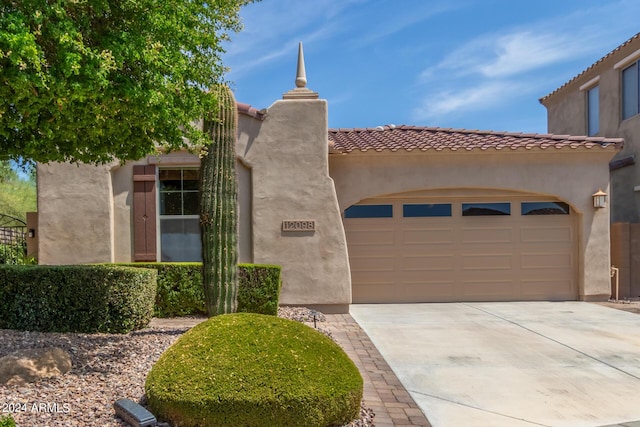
[1,0,253,164]
[0,178,36,220]
[0,160,35,220]
[0,160,17,182]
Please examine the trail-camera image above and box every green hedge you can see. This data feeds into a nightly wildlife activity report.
[0,265,156,333]
[115,263,281,317]
[115,263,205,317]
[237,264,281,316]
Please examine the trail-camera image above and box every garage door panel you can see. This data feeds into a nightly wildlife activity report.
[521,226,573,243]
[401,228,454,245]
[462,254,514,270]
[352,283,456,303]
[402,271,454,284]
[461,280,516,299]
[520,279,574,299]
[521,253,573,269]
[402,254,454,269]
[402,282,456,300]
[461,227,513,243]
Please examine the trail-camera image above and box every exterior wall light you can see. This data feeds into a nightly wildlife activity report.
[592,189,607,209]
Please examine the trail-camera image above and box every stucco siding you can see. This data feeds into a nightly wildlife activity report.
[37,162,115,264]
[237,99,351,308]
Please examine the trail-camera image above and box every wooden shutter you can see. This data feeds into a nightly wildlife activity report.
[133,165,157,261]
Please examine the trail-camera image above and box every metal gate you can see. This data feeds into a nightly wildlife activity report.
[0,214,27,264]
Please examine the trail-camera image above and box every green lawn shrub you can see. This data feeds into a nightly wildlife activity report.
[116,263,281,317]
[0,414,16,427]
[145,313,363,427]
[0,265,156,333]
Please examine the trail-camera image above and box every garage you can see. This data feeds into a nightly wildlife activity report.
[344,191,577,303]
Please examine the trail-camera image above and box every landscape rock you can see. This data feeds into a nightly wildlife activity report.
[0,347,72,386]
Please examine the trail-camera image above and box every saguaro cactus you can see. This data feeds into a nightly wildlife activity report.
[200,84,238,316]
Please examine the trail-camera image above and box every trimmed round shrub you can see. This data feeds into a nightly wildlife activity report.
[145,313,363,427]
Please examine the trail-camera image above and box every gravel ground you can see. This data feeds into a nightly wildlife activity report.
[0,308,373,427]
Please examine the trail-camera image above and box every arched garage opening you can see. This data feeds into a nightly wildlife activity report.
[343,188,578,303]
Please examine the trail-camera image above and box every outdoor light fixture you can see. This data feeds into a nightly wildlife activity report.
[592,189,607,209]
[28,229,35,238]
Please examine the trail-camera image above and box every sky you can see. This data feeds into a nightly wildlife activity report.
[222,0,640,134]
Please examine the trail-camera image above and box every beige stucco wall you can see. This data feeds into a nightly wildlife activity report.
[330,149,617,300]
[39,151,254,265]
[237,98,352,311]
[37,162,115,264]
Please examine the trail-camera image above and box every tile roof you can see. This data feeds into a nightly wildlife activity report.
[328,125,623,153]
[237,102,267,120]
[540,32,640,103]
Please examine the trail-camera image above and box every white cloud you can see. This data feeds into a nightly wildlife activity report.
[421,28,602,82]
[411,80,529,122]
[478,32,591,78]
[413,1,640,124]
[224,0,362,78]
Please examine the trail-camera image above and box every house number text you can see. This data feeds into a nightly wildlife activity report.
[282,220,316,232]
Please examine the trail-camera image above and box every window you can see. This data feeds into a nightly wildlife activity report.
[403,204,452,217]
[462,203,510,216]
[623,61,639,119]
[587,85,599,136]
[344,204,393,218]
[159,168,201,261]
[521,202,570,215]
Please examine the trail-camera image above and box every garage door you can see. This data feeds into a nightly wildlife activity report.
[344,196,577,303]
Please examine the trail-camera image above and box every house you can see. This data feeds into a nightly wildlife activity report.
[33,44,621,313]
[540,32,640,299]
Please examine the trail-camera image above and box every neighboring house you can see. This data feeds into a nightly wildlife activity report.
[35,45,621,313]
[540,32,640,299]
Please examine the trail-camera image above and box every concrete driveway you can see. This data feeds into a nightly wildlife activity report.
[350,302,640,427]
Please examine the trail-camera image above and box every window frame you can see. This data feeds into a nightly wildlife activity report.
[587,85,599,136]
[157,167,201,262]
[403,203,452,217]
[521,202,570,216]
[461,202,511,216]
[622,60,640,120]
[344,204,393,219]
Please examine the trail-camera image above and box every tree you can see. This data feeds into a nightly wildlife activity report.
[0,160,17,183]
[1,0,254,164]
[200,84,238,316]
[2,0,256,316]
[0,160,35,220]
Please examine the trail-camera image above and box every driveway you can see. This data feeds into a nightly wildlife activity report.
[350,302,640,427]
